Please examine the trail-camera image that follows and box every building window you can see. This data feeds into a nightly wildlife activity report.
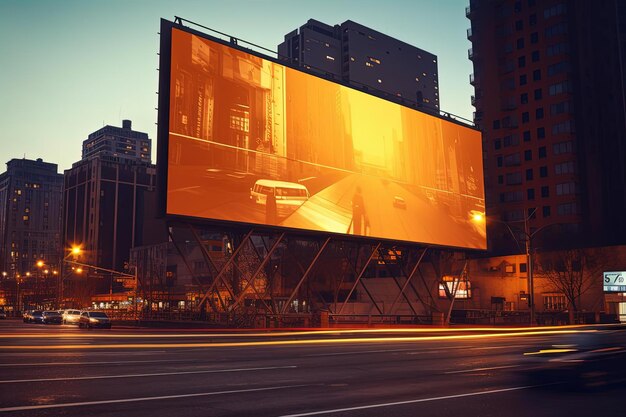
[555,161,575,175]
[552,120,574,134]
[530,32,539,43]
[526,168,534,180]
[523,130,531,142]
[518,56,526,68]
[493,120,501,129]
[498,175,504,185]
[545,22,568,38]
[537,127,546,139]
[533,69,541,81]
[506,172,523,185]
[495,139,502,149]
[547,42,569,57]
[549,80,571,95]
[439,275,472,299]
[540,166,548,177]
[516,20,524,31]
[527,188,535,200]
[522,112,530,123]
[497,156,503,167]
[557,202,578,215]
[520,263,528,273]
[548,61,570,76]
[534,88,542,100]
[524,150,532,161]
[536,108,544,119]
[543,205,551,217]
[543,294,566,311]
[539,146,547,158]
[520,93,528,104]
[517,38,525,49]
[531,50,540,62]
[544,3,567,19]
[556,182,577,195]
[553,141,574,154]
[541,185,550,197]
[520,74,527,85]
[504,153,521,166]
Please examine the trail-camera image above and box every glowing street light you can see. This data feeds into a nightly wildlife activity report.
[36,260,44,268]
[71,246,81,256]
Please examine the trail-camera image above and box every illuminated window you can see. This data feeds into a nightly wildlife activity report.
[368,57,381,64]
[365,62,374,67]
[543,294,566,311]
[438,275,472,299]
[22,215,29,221]
[325,55,335,61]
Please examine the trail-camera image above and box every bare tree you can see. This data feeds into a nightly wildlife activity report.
[536,248,605,322]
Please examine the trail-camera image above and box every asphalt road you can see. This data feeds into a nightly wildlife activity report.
[0,320,624,417]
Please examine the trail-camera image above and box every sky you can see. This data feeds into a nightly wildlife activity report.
[0,0,473,172]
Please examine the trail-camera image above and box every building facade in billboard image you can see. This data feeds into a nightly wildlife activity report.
[166,26,486,249]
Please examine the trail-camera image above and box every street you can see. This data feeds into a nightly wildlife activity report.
[1,321,624,416]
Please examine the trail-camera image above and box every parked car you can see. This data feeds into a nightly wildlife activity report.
[42,311,62,325]
[24,310,44,323]
[79,311,112,329]
[62,309,82,325]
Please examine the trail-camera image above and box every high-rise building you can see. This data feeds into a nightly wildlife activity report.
[468,0,626,251]
[63,120,156,282]
[279,19,440,113]
[82,119,151,164]
[0,158,63,276]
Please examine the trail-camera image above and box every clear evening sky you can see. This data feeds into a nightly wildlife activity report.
[0,0,473,172]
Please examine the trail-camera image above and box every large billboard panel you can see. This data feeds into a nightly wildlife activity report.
[161,23,486,249]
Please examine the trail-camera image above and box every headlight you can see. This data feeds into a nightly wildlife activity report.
[89,318,99,323]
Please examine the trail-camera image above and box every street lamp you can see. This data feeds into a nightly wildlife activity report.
[473,209,556,325]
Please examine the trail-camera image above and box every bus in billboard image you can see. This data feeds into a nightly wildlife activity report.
[162,24,486,249]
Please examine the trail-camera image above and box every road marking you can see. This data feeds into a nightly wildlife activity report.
[305,346,474,357]
[0,384,313,412]
[444,365,520,374]
[0,359,189,367]
[279,384,546,416]
[0,365,296,384]
[470,344,529,351]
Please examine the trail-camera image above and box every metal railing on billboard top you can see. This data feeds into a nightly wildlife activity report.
[170,16,474,127]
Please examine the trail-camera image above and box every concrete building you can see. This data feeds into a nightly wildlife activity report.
[82,119,151,164]
[279,19,440,113]
[468,0,626,252]
[63,121,156,298]
[0,158,63,276]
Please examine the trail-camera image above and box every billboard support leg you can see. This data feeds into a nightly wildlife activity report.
[280,237,331,314]
[338,243,381,314]
[230,232,285,312]
[388,247,429,315]
[197,229,255,308]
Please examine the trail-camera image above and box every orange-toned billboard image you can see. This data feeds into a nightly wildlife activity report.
[167,27,486,249]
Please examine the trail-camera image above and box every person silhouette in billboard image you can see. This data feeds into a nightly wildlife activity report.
[351,186,368,235]
[265,188,277,225]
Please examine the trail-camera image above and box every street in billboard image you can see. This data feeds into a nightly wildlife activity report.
[166,28,486,249]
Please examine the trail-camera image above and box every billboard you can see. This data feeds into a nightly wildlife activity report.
[159,21,486,249]
[604,271,626,293]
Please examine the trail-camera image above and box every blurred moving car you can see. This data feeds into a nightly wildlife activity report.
[250,179,310,217]
[42,311,62,325]
[62,309,81,325]
[522,329,626,390]
[23,310,44,323]
[79,311,112,329]
[393,196,407,209]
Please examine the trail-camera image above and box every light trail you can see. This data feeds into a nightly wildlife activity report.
[0,329,590,350]
[0,324,604,339]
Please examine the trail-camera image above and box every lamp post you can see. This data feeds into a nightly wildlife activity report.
[474,209,560,326]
